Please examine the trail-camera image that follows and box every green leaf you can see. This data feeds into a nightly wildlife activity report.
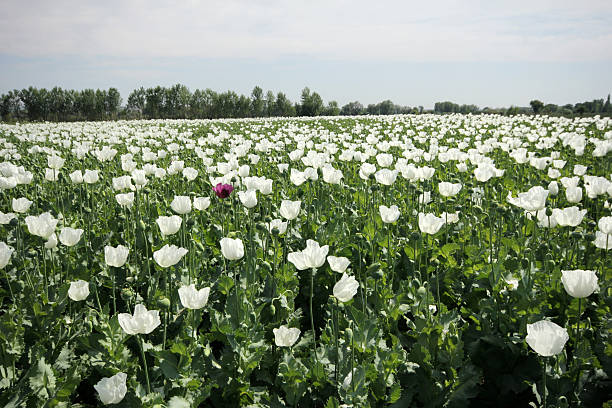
[217,274,234,295]
[387,381,402,403]
[324,396,340,408]
[29,357,56,399]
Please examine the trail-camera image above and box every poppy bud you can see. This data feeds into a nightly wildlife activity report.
[16,280,25,291]
[345,327,353,341]
[157,296,171,309]
[545,208,553,217]
[269,304,276,315]
[366,262,381,274]
[9,218,18,227]
[121,288,134,299]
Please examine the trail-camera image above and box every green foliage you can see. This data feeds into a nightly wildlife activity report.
[0,114,610,406]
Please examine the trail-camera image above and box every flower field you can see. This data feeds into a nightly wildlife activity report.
[0,114,611,407]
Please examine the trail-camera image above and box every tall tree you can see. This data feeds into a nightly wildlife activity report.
[250,86,265,117]
[299,87,323,116]
[530,100,544,115]
[126,87,146,118]
[265,90,276,117]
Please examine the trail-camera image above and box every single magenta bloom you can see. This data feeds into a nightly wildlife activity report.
[213,183,234,198]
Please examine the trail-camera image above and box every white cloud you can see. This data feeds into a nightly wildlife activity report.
[1,0,611,61]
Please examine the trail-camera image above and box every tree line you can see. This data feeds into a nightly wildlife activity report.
[529,97,612,116]
[0,84,419,122]
[1,84,611,122]
[0,87,122,122]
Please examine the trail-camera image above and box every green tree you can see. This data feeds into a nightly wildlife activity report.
[105,88,122,119]
[340,101,364,116]
[299,87,323,116]
[530,100,544,115]
[275,92,295,117]
[603,94,611,114]
[250,86,265,117]
[265,90,275,117]
[323,101,340,116]
[126,87,146,118]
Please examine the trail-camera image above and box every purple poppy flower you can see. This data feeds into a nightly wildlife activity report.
[213,183,234,199]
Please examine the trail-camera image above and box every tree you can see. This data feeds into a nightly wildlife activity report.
[275,92,295,117]
[105,88,122,119]
[265,90,276,117]
[299,87,323,116]
[126,87,146,118]
[250,86,265,117]
[530,100,544,115]
[323,101,340,116]
[77,89,97,120]
[144,86,165,119]
[378,100,394,115]
[603,94,611,114]
[340,101,364,116]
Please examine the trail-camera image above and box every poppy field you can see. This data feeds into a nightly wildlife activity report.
[0,114,611,407]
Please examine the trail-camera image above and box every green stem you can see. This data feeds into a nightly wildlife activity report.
[310,268,318,363]
[139,336,151,394]
[542,357,547,408]
[111,267,116,316]
[334,298,339,383]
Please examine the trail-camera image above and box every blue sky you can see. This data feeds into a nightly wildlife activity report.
[1,0,611,108]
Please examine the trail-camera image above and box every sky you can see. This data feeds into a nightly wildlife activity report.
[1,0,611,109]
